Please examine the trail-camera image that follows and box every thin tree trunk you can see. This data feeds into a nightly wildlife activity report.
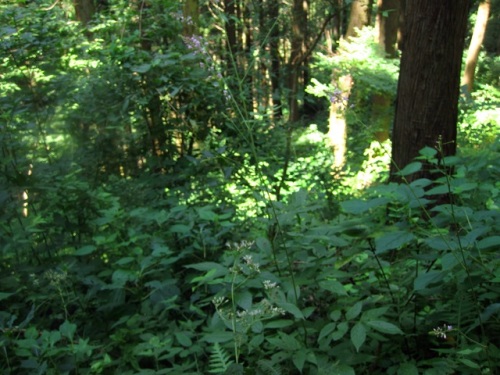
[463,0,491,94]
[73,0,95,25]
[390,0,471,182]
[269,0,282,119]
[183,0,199,36]
[346,0,372,38]
[376,0,401,57]
[329,0,371,170]
[224,0,238,57]
[288,0,308,123]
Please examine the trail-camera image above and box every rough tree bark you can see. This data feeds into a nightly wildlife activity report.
[390,0,471,182]
[463,0,491,94]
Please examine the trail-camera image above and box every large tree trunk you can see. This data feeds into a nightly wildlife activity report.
[463,0,491,94]
[390,1,471,182]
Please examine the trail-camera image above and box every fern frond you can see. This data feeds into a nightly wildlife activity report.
[208,342,234,374]
[256,359,282,375]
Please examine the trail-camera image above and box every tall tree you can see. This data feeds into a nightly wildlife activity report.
[376,0,401,57]
[463,0,491,93]
[390,1,471,182]
[329,0,371,170]
[73,0,95,25]
[287,0,308,123]
[183,0,199,36]
[346,0,373,38]
[268,0,282,118]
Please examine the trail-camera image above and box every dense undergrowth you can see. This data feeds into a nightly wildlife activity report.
[1,1,500,374]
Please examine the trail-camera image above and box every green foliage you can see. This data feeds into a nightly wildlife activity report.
[1,1,499,374]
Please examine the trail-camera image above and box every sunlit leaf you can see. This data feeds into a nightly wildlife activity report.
[397,162,422,176]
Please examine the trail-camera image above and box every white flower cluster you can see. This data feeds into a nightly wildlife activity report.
[430,324,454,339]
[263,280,278,290]
[226,240,255,252]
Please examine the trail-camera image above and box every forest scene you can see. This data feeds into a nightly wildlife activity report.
[1,0,500,373]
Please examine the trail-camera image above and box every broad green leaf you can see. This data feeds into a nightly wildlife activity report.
[361,306,389,320]
[0,292,14,301]
[458,358,480,369]
[397,162,422,176]
[452,182,478,194]
[440,253,459,270]
[235,290,252,310]
[480,303,500,322]
[264,319,294,329]
[477,236,500,250]
[345,301,363,321]
[424,236,459,251]
[59,320,77,340]
[302,306,316,318]
[251,320,263,333]
[341,199,371,214]
[201,331,234,343]
[116,256,135,265]
[277,301,304,319]
[457,347,482,355]
[267,332,301,351]
[185,262,229,278]
[151,243,172,257]
[197,207,218,221]
[256,237,271,253]
[319,280,347,296]
[174,331,192,347]
[111,269,137,287]
[132,63,151,73]
[418,146,437,158]
[331,322,349,341]
[351,322,366,352]
[413,271,444,292]
[74,245,96,256]
[330,364,355,375]
[397,363,419,375]
[169,224,192,234]
[318,322,336,342]
[292,349,306,372]
[425,184,449,196]
[366,320,403,335]
[375,231,415,254]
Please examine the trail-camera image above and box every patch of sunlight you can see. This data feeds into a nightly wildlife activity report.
[296,124,325,144]
[343,140,392,191]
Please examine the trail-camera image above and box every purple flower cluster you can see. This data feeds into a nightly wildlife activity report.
[182,35,231,103]
[182,35,207,55]
[329,88,349,105]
